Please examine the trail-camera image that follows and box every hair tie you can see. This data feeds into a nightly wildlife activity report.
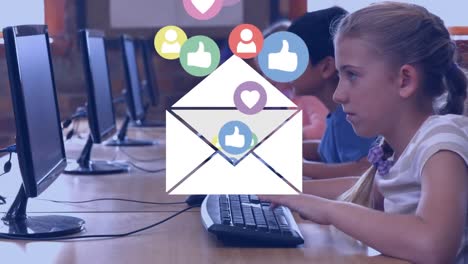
[367,145,394,176]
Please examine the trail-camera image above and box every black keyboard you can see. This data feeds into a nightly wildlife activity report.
[201,194,304,247]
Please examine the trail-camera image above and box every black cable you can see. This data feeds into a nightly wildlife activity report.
[64,120,78,141]
[0,148,14,203]
[0,149,13,177]
[128,161,166,173]
[118,147,165,162]
[0,206,195,241]
[62,110,87,129]
[65,128,75,141]
[36,197,186,205]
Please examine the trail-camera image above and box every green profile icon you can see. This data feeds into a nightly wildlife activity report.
[179,36,220,77]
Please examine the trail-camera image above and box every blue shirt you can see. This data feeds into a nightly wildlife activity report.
[318,106,376,164]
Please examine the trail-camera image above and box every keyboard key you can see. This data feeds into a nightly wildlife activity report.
[240,195,250,203]
[233,213,244,225]
[220,202,229,210]
[222,217,231,225]
[219,195,228,204]
[263,206,280,232]
[241,205,256,228]
[276,215,289,227]
[249,195,260,203]
[252,207,267,226]
[245,221,256,229]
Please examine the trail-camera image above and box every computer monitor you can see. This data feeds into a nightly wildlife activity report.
[82,30,116,144]
[139,38,159,107]
[122,35,164,128]
[64,29,130,174]
[122,35,145,122]
[1,25,84,238]
[97,34,156,147]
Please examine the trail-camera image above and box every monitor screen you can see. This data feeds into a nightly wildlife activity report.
[123,38,145,120]
[15,34,65,185]
[3,26,68,198]
[86,35,116,141]
[140,39,159,106]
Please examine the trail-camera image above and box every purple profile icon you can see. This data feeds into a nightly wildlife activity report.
[233,81,267,115]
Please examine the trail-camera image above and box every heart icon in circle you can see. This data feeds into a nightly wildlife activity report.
[233,81,267,115]
[191,0,215,14]
[240,90,260,109]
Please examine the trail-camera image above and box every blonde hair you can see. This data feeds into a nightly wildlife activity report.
[338,138,393,207]
[334,2,467,207]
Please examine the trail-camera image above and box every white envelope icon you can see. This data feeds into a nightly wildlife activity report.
[166,56,302,194]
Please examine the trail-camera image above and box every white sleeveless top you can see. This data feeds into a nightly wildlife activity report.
[375,114,468,264]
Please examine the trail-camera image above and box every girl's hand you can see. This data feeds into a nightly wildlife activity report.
[258,194,336,225]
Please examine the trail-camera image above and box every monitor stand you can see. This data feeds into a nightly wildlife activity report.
[130,103,165,128]
[105,114,156,147]
[65,135,129,175]
[0,186,84,238]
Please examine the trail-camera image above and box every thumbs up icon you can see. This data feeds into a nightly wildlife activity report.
[268,40,298,72]
[224,126,245,148]
[187,41,212,68]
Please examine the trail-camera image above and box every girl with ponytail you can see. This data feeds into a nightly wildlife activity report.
[261,2,468,263]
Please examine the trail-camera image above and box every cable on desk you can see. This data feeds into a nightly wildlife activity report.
[0,146,16,203]
[36,197,186,205]
[127,161,166,173]
[118,147,165,163]
[0,205,195,241]
[0,152,12,177]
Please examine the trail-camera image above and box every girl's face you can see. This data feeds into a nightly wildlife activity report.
[333,37,401,137]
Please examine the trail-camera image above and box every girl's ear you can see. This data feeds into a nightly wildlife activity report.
[398,64,420,99]
[319,56,337,79]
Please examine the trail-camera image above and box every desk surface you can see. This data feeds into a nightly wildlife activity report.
[0,128,185,213]
[0,212,407,264]
[0,126,408,264]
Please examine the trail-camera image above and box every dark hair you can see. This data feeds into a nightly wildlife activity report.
[288,6,348,65]
[333,1,467,115]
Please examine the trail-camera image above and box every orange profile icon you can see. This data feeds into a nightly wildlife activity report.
[228,24,263,59]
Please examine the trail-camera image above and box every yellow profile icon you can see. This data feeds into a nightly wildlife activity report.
[154,26,187,60]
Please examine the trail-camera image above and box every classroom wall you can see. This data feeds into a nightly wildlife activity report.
[0,1,201,147]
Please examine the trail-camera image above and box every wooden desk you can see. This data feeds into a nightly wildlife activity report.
[0,126,408,263]
[0,133,187,213]
[0,212,407,264]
